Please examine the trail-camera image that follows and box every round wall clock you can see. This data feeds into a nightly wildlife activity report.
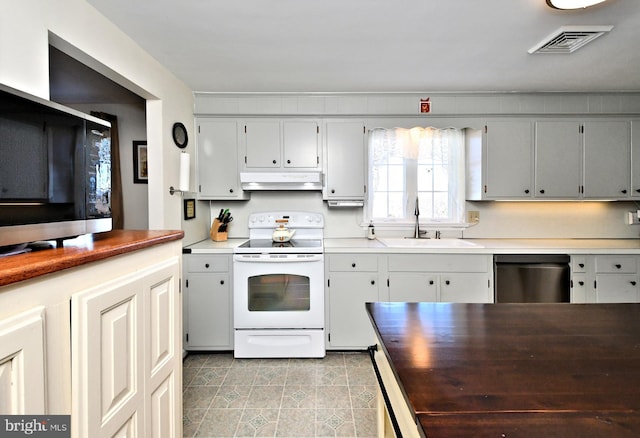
[172,122,188,148]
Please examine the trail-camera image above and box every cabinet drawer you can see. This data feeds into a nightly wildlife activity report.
[186,255,229,273]
[329,254,378,272]
[594,256,637,274]
[388,254,489,273]
[571,256,587,273]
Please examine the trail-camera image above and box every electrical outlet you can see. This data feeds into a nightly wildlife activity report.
[467,210,480,223]
[627,211,640,225]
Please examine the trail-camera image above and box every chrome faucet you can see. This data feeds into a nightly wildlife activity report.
[413,196,428,239]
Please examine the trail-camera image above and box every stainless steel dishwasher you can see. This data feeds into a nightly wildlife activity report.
[494,254,570,303]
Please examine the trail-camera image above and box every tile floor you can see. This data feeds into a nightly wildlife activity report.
[183,352,378,437]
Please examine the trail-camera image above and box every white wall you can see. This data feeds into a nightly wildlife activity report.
[0,0,196,233]
[206,194,640,240]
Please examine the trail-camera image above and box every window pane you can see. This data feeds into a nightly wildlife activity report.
[433,166,449,191]
[417,165,433,191]
[388,165,405,192]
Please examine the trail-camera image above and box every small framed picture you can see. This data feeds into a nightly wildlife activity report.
[184,198,196,220]
[133,140,148,184]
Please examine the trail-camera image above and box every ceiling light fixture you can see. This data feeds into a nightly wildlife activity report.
[546,0,607,9]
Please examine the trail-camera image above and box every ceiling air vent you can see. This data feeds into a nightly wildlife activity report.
[528,25,613,54]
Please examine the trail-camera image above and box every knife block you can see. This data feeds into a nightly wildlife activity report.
[210,219,228,242]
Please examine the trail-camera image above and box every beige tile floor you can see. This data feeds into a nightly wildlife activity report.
[183,352,378,437]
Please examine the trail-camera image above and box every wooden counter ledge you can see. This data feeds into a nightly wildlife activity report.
[0,229,184,287]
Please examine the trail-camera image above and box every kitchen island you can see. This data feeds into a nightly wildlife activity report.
[366,302,640,437]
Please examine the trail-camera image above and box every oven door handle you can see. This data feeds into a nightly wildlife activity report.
[233,254,324,263]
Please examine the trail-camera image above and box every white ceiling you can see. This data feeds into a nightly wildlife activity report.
[86,0,640,93]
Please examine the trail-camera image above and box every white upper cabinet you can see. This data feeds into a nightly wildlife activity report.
[243,119,320,170]
[582,120,630,199]
[244,120,281,168]
[631,120,640,198]
[469,120,534,200]
[323,120,366,201]
[535,120,583,198]
[196,119,249,200]
[484,120,533,199]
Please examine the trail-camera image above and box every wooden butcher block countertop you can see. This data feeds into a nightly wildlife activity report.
[367,302,640,437]
[0,230,184,287]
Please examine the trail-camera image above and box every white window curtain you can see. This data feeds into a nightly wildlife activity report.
[368,126,465,224]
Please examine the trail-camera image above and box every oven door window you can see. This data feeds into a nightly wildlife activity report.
[247,274,310,311]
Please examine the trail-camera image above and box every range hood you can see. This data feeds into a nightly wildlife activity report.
[240,171,323,191]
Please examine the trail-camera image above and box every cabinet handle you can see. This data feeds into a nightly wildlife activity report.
[539,189,545,194]
[220,280,225,285]
[445,280,450,285]
[429,280,434,285]
[287,159,291,164]
[579,263,585,268]
[331,189,335,194]
[631,281,637,286]
[351,263,356,268]
[205,263,210,268]
[524,189,530,194]
[615,264,622,269]
[636,188,640,193]
[272,159,277,164]
[371,280,375,285]
[229,188,234,193]
[621,189,628,194]
[579,281,584,286]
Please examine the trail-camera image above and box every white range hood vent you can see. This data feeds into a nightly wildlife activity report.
[240,171,323,191]
[327,200,365,208]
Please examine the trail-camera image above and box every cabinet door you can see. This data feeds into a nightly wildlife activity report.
[72,271,145,437]
[535,121,582,198]
[440,273,492,303]
[244,120,281,168]
[484,120,533,199]
[0,307,46,414]
[144,262,181,438]
[328,273,379,349]
[197,120,246,199]
[595,274,639,303]
[324,121,366,200]
[631,120,640,198]
[282,120,319,168]
[583,121,630,199]
[185,273,231,349]
[571,274,588,303]
[388,273,437,302]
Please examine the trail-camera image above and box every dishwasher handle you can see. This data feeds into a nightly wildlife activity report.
[494,254,570,264]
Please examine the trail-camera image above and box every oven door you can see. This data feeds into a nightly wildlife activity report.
[233,253,324,329]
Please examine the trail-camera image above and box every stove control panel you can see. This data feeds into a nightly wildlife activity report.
[248,211,324,228]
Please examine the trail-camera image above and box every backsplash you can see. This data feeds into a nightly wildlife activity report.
[203,192,640,240]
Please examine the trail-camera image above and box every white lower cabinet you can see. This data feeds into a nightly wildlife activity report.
[0,306,46,414]
[326,253,493,350]
[72,257,181,438]
[388,254,493,304]
[183,254,232,350]
[326,254,382,349]
[571,254,640,303]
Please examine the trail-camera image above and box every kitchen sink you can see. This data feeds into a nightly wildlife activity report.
[378,237,484,249]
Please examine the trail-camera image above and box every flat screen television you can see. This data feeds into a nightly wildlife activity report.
[0,83,112,249]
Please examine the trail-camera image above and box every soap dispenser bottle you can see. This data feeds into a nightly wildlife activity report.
[367,221,376,240]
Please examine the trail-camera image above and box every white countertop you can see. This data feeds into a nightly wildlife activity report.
[183,237,640,255]
[324,237,640,254]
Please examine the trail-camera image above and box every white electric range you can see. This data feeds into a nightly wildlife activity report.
[233,211,325,358]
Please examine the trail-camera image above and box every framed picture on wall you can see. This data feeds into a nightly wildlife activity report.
[133,140,148,184]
